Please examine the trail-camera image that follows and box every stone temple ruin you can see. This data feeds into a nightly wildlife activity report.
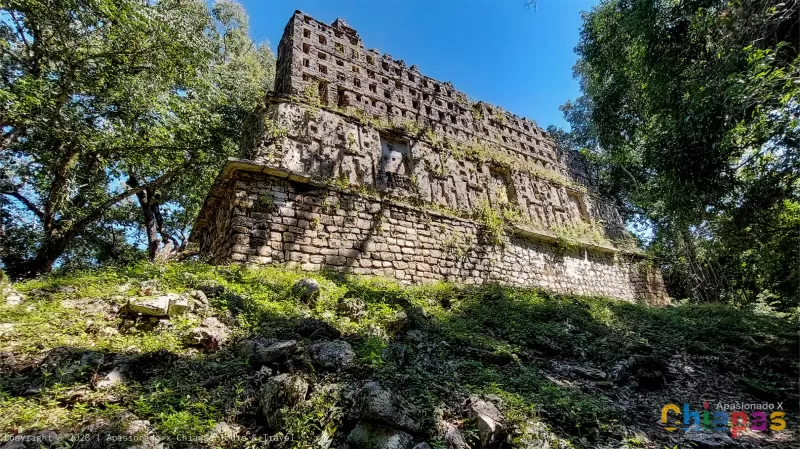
[189,11,668,304]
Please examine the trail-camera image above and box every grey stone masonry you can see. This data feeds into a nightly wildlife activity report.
[190,11,669,304]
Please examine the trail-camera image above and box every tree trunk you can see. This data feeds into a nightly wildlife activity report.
[129,173,179,262]
[3,166,185,279]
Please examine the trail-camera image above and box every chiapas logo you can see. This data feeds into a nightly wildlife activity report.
[661,401,786,438]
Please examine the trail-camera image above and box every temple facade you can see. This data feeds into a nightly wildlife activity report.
[189,11,668,304]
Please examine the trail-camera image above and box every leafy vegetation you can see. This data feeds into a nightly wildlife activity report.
[0,262,796,448]
[553,0,799,309]
[0,0,275,276]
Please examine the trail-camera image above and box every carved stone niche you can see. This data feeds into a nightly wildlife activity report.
[488,168,518,208]
[378,134,413,190]
[566,191,589,223]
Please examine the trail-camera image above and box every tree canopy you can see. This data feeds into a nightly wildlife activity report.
[560,0,799,308]
[0,0,275,277]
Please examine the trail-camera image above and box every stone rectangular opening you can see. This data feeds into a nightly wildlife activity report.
[318,80,329,105]
[379,135,412,189]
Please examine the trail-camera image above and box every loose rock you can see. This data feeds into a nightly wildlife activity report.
[466,396,505,447]
[2,285,23,306]
[260,373,309,429]
[292,278,321,303]
[310,340,355,369]
[184,317,230,350]
[189,290,209,308]
[166,293,191,316]
[127,296,170,316]
[346,420,414,449]
[238,339,298,365]
[96,366,128,390]
[444,425,469,449]
[338,297,366,319]
[352,381,422,434]
[294,318,341,339]
[0,323,14,336]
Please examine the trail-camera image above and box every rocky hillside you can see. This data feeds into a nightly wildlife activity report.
[0,263,796,449]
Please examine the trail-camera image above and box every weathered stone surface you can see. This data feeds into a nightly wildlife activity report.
[260,374,309,429]
[187,11,670,306]
[128,296,170,316]
[189,289,209,308]
[96,366,128,390]
[346,421,414,449]
[351,381,422,434]
[685,432,735,448]
[253,340,298,364]
[184,317,230,350]
[309,340,355,369]
[293,278,321,303]
[466,396,505,447]
[443,425,469,449]
[167,293,191,316]
[139,280,161,296]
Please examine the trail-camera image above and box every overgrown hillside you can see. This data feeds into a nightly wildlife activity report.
[0,263,796,449]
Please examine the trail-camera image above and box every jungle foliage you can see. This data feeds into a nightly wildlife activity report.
[0,0,275,277]
[554,0,799,308]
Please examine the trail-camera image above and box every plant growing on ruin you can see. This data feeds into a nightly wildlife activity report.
[346,133,358,152]
[474,199,506,246]
[302,83,322,109]
[442,232,468,258]
[398,119,422,136]
[264,117,289,142]
[331,174,351,190]
[470,101,485,121]
[258,193,276,211]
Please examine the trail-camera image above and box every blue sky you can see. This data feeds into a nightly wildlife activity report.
[237,0,598,131]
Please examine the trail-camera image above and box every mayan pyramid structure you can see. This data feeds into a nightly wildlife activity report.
[189,11,668,304]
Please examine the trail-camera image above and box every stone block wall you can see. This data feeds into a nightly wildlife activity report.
[197,167,667,305]
[189,11,670,304]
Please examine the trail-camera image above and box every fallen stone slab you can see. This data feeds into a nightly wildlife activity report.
[128,296,170,316]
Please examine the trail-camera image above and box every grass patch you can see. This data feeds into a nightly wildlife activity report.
[0,262,796,448]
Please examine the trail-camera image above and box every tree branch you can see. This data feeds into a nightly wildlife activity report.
[69,162,188,236]
[1,190,44,219]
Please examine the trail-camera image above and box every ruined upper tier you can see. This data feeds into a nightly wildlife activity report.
[273,11,592,188]
[227,11,632,249]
